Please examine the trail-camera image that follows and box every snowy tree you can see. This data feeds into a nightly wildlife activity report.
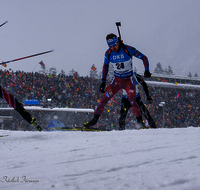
[187,72,192,78]
[69,68,76,76]
[49,67,57,75]
[164,65,175,75]
[167,65,175,75]
[194,73,198,77]
[163,68,168,75]
[154,62,163,74]
[59,69,65,77]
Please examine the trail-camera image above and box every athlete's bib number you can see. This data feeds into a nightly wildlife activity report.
[116,62,132,70]
[116,62,124,69]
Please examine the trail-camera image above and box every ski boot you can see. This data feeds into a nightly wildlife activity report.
[31,117,42,131]
[82,114,100,130]
[136,116,146,129]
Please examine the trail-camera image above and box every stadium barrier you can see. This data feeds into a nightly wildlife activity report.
[0,107,94,131]
[0,116,13,130]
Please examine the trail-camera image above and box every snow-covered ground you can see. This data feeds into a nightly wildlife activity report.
[0,127,200,190]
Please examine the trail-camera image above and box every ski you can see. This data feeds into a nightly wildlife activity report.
[46,120,111,132]
[0,134,9,137]
[31,117,43,131]
[78,127,112,132]
[32,122,42,131]
[46,126,112,132]
[36,125,42,131]
[46,120,152,132]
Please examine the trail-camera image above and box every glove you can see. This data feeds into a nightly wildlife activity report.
[99,81,106,93]
[144,70,151,78]
[147,96,153,104]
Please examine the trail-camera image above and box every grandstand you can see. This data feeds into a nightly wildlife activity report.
[0,69,199,130]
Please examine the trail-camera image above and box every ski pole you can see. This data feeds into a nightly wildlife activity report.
[1,49,54,65]
[0,21,8,28]
[115,22,121,41]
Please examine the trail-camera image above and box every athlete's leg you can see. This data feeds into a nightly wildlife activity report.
[95,77,121,115]
[123,78,145,128]
[124,87,141,117]
[15,99,33,124]
[136,96,157,128]
[83,77,121,128]
[0,85,42,131]
[119,97,132,130]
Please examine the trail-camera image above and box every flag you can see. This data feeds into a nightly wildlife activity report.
[1,61,7,67]
[91,64,96,71]
[39,61,45,68]
[73,72,79,81]
[177,94,179,99]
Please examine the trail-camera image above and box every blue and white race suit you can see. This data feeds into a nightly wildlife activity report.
[95,43,150,117]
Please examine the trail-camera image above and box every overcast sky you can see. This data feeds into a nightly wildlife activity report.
[0,0,200,77]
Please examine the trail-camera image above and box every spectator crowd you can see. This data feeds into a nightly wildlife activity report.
[0,69,199,129]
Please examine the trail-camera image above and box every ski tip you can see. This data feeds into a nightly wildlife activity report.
[51,49,54,52]
[36,126,43,132]
[5,21,8,23]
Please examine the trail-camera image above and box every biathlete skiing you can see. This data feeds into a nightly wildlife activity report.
[0,21,53,131]
[0,86,42,131]
[82,29,152,130]
[119,72,157,130]
[0,50,53,132]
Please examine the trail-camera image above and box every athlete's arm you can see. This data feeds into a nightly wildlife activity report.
[126,45,149,71]
[136,74,150,97]
[102,50,110,82]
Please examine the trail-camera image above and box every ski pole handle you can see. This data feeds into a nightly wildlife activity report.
[115,22,121,41]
